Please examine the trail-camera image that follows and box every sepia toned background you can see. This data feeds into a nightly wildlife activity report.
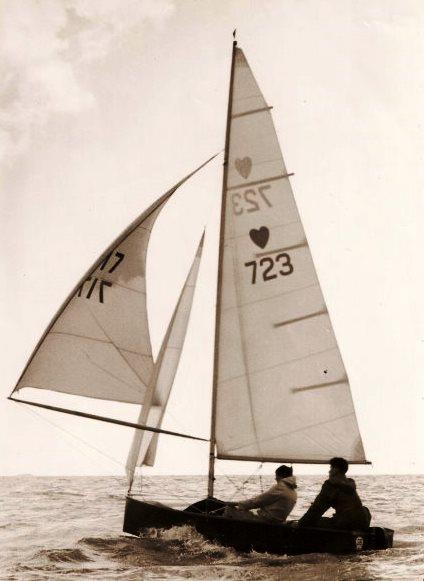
[1,0,423,477]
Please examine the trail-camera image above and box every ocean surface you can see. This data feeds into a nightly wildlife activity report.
[1,474,423,580]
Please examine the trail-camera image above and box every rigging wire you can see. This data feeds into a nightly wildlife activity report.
[259,466,265,493]
[132,401,266,502]
[18,403,126,487]
[215,461,265,500]
[20,401,268,506]
[136,414,240,504]
[15,390,266,504]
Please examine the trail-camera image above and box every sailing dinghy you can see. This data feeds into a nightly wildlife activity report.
[9,41,393,555]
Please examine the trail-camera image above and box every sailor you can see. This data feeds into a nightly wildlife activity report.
[224,464,297,523]
[298,457,371,530]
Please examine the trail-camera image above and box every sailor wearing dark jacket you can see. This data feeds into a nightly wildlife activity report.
[298,457,371,530]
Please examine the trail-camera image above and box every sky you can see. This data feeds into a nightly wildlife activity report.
[1,0,423,479]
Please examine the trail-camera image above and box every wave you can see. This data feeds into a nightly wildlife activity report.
[2,476,423,580]
[398,524,424,533]
[36,548,92,563]
[36,490,85,497]
[78,531,222,567]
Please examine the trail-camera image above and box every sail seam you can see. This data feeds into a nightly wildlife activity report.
[232,106,273,119]
[120,347,152,357]
[318,422,354,451]
[299,425,350,456]
[50,331,110,343]
[87,306,151,390]
[49,332,151,358]
[82,350,142,392]
[226,173,294,191]
[234,92,269,102]
[265,412,355,442]
[228,412,356,452]
[221,283,320,312]
[112,282,146,295]
[219,346,338,384]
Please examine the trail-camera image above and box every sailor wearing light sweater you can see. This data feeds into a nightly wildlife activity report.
[225,465,297,523]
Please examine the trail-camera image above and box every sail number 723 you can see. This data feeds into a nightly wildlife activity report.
[232,185,272,215]
[244,253,293,284]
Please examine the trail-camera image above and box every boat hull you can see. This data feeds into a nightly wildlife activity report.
[123,496,393,555]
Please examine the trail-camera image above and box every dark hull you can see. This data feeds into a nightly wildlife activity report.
[123,496,393,555]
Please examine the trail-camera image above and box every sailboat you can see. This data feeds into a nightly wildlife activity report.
[9,41,393,556]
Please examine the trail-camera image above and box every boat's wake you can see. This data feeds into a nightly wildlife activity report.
[16,526,389,581]
[81,525,340,568]
[141,524,241,561]
[77,527,234,566]
[75,527,340,580]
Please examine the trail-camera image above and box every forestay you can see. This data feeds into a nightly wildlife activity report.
[215,48,367,463]
[126,235,204,487]
[12,161,212,406]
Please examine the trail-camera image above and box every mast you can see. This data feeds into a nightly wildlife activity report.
[208,39,237,498]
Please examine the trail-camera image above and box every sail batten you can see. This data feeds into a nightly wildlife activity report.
[273,309,328,328]
[227,173,294,191]
[255,241,307,257]
[232,105,273,119]
[292,379,348,393]
[214,47,367,464]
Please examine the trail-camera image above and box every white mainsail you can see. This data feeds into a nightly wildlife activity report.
[126,234,204,486]
[214,47,366,464]
[12,159,214,407]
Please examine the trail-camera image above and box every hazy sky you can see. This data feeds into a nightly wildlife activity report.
[1,0,423,479]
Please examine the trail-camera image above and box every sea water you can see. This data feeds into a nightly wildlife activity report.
[1,475,423,580]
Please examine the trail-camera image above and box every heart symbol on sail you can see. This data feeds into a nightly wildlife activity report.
[249,227,269,249]
[235,157,252,179]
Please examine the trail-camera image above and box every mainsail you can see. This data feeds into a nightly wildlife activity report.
[11,157,215,410]
[214,46,367,464]
[126,234,204,487]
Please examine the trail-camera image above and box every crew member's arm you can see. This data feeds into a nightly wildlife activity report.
[298,481,334,527]
[236,487,279,510]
